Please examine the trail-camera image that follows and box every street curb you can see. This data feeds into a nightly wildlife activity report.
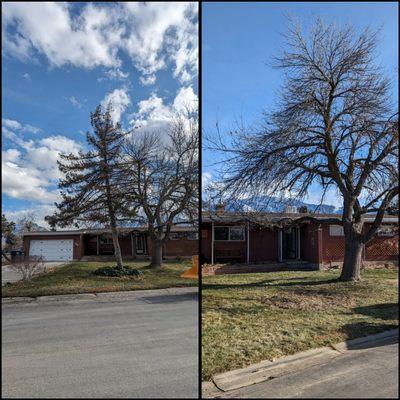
[2,286,198,306]
[207,328,399,394]
[330,328,399,353]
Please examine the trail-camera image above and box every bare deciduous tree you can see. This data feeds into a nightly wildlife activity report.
[208,19,398,281]
[122,116,198,267]
[46,105,135,269]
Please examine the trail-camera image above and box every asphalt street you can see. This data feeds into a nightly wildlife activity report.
[2,290,198,398]
[222,337,398,398]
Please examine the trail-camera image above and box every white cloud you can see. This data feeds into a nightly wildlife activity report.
[3,2,121,68]
[105,68,129,80]
[130,86,198,132]
[3,148,21,163]
[2,134,82,204]
[101,87,131,122]
[202,171,213,190]
[22,72,31,80]
[4,205,57,229]
[2,118,40,134]
[23,124,40,134]
[173,86,198,112]
[3,2,198,85]
[122,2,198,84]
[68,96,82,108]
[2,118,22,130]
[139,74,156,86]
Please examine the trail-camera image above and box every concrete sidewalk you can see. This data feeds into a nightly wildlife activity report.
[2,286,198,306]
[203,329,399,398]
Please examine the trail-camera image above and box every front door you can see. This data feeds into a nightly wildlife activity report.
[135,234,147,255]
[282,227,297,260]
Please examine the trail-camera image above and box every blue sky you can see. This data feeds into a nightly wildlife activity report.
[202,1,399,207]
[2,2,198,226]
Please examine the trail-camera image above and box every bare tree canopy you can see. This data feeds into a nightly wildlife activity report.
[122,115,199,267]
[207,18,398,281]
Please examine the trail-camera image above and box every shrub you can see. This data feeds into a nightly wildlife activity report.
[93,266,142,277]
[8,255,46,281]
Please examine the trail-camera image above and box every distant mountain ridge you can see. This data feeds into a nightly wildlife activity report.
[15,221,48,233]
[213,195,342,214]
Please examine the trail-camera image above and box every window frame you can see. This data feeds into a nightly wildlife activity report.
[214,225,246,242]
[187,232,199,240]
[329,225,344,237]
[170,232,180,240]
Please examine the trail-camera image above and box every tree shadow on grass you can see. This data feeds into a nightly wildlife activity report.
[352,303,399,321]
[339,303,399,350]
[202,277,339,291]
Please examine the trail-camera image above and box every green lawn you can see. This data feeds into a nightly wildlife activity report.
[2,260,197,298]
[202,268,398,380]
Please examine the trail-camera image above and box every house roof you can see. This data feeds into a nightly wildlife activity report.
[22,225,197,237]
[201,211,398,227]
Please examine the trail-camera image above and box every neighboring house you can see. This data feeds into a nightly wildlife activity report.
[201,207,398,269]
[23,227,198,262]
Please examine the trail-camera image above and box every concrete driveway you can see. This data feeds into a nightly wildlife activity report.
[219,336,398,398]
[2,262,65,285]
[2,289,198,398]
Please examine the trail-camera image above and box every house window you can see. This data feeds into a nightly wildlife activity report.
[230,227,245,240]
[99,236,113,244]
[170,233,180,240]
[214,227,229,240]
[377,225,395,236]
[187,232,199,240]
[329,225,344,236]
[214,226,245,241]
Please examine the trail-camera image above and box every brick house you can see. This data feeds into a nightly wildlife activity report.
[23,227,198,262]
[201,209,398,269]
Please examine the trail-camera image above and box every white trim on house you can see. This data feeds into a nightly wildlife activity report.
[297,226,301,260]
[246,222,250,264]
[211,221,214,264]
[278,229,283,262]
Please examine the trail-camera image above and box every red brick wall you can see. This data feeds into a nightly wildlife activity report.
[365,235,398,261]
[321,224,345,262]
[119,235,133,256]
[249,227,277,262]
[201,226,212,263]
[23,235,82,260]
[164,237,198,257]
[145,235,198,258]
[321,223,398,263]
[300,224,322,264]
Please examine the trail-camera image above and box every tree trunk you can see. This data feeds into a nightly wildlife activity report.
[150,239,163,268]
[340,238,364,281]
[110,225,123,269]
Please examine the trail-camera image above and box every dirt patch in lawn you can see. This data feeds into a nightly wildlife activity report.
[261,292,357,310]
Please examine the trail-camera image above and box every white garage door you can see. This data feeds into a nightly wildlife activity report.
[29,239,74,261]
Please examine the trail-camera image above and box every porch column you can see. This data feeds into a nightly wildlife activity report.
[278,229,283,262]
[96,234,99,255]
[297,226,301,260]
[211,221,214,264]
[246,222,250,264]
